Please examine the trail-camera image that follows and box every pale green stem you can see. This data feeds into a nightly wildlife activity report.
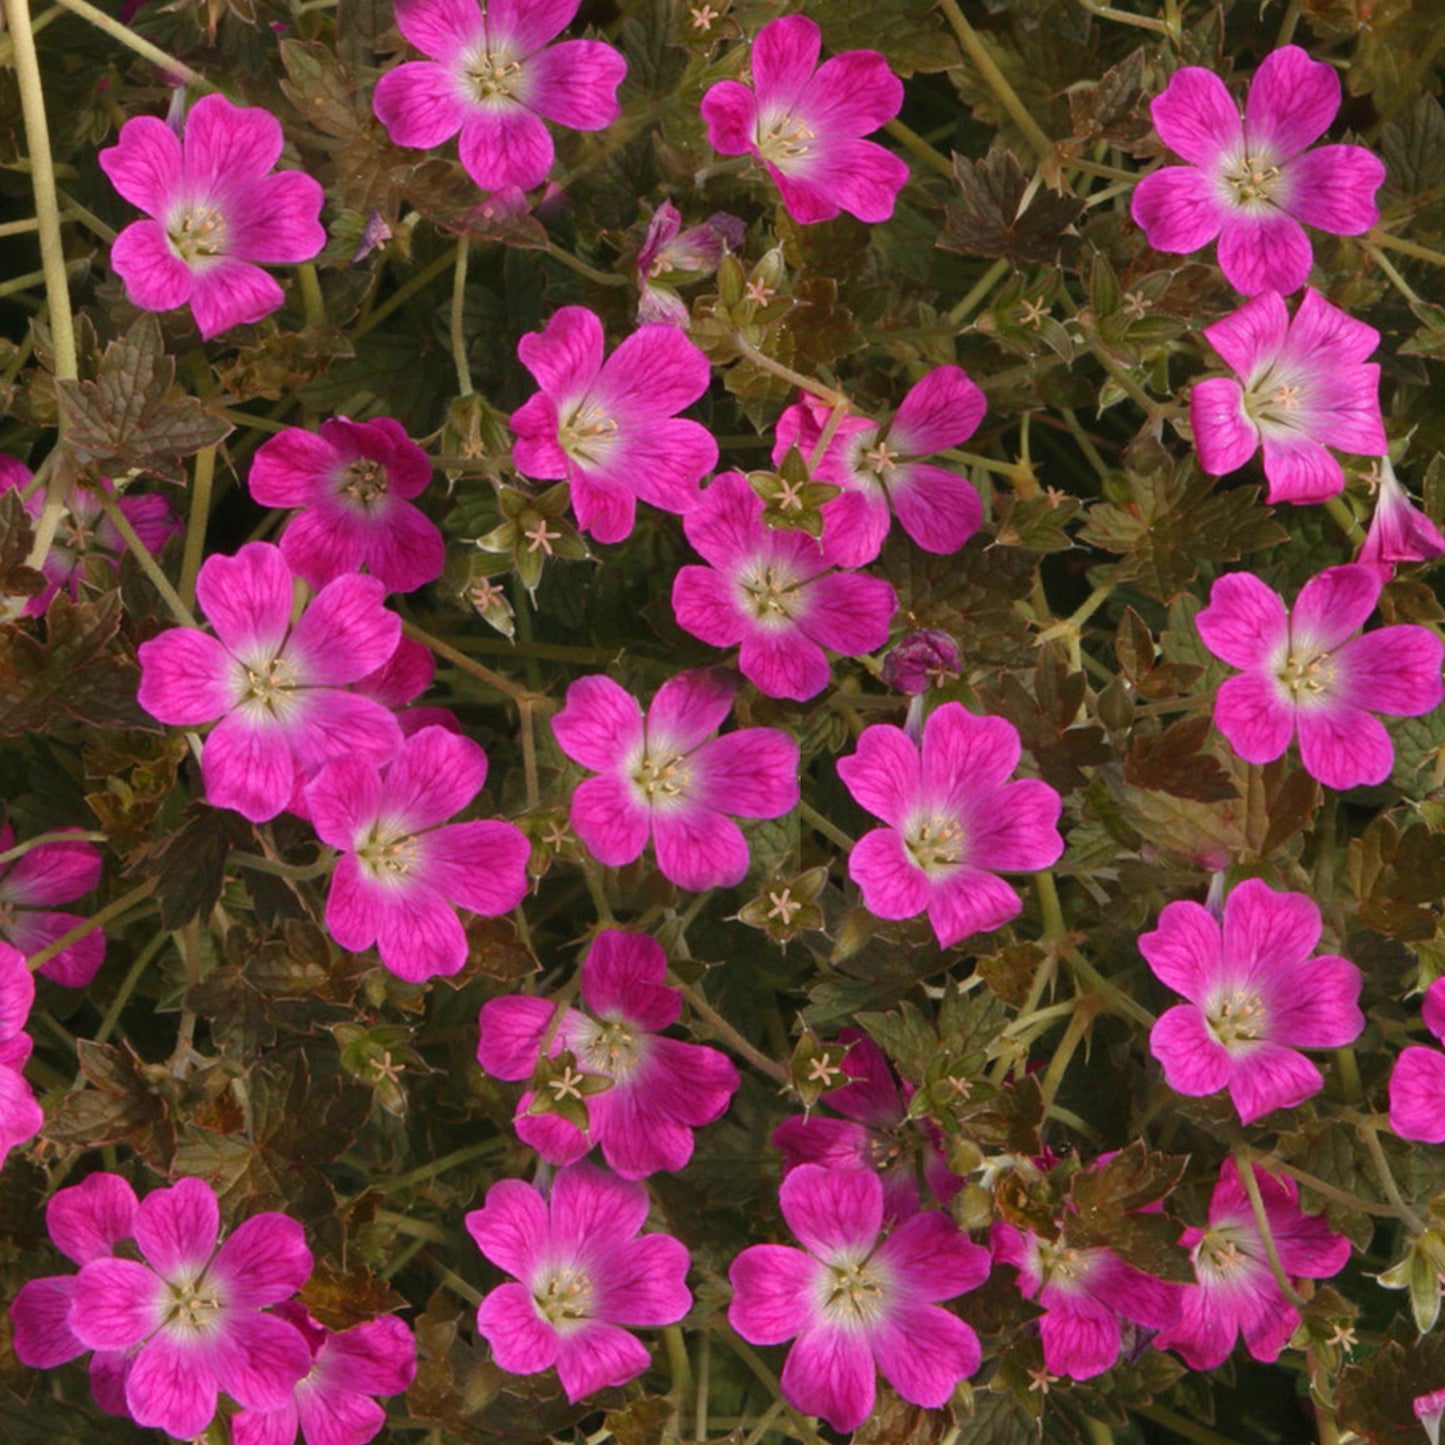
[375,1209,450,1244]
[52,0,207,85]
[0,828,106,866]
[1360,1123,1426,1231]
[1364,242,1422,304]
[450,237,473,397]
[94,930,168,1045]
[230,850,333,881]
[0,1,62,65]
[351,246,457,340]
[882,117,954,179]
[1077,0,1171,34]
[180,445,216,610]
[95,487,197,627]
[1275,0,1301,46]
[1063,943,1155,1028]
[26,880,156,972]
[296,262,326,328]
[401,618,534,706]
[673,976,787,1083]
[1369,228,1445,269]
[382,1139,506,1190]
[731,333,845,406]
[1232,1149,1306,1307]
[1133,1405,1248,1445]
[949,258,1011,327]
[0,257,87,300]
[938,0,1054,161]
[1324,494,1365,547]
[806,398,851,471]
[213,407,291,435]
[542,239,629,288]
[798,799,855,854]
[1038,1002,1094,1108]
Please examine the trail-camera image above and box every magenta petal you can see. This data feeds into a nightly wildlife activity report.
[739,626,831,700]
[1424,978,1445,1044]
[518,305,604,400]
[1040,1292,1121,1380]
[554,1320,650,1402]
[196,543,294,658]
[0,1061,42,1157]
[1151,66,1242,165]
[1334,627,1445,716]
[361,500,446,593]
[1291,564,1382,650]
[48,1173,139,1265]
[286,691,404,776]
[1213,672,1295,766]
[1389,1047,1445,1143]
[551,1164,650,1253]
[286,574,398,685]
[209,1311,311,1411]
[374,884,469,981]
[780,1164,882,1257]
[210,1213,313,1307]
[184,92,284,187]
[1151,1004,1232,1098]
[69,1258,167,1349]
[965,779,1063,872]
[890,367,986,455]
[673,566,746,647]
[602,1234,691,1325]
[1260,435,1342,504]
[127,1334,220,1440]
[421,820,530,917]
[804,50,903,134]
[324,855,386,955]
[306,756,384,852]
[875,1302,980,1402]
[589,1084,693,1177]
[1191,378,1259,477]
[780,1326,876,1434]
[1140,900,1222,1001]
[137,627,237,725]
[21,913,105,987]
[728,1245,818,1344]
[135,1176,218,1279]
[294,1390,377,1445]
[486,0,576,53]
[553,674,642,769]
[1204,290,1289,375]
[799,571,895,656]
[1280,145,1384,235]
[568,467,636,543]
[189,261,286,340]
[1246,46,1339,158]
[458,105,554,192]
[889,463,982,554]
[467,1178,550,1278]
[1224,879,1319,973]
[642,1035,737,1125]
[5,838,100,907]
[837,725,920,827]
[202,713,300,823]
[392,0,483,60]
[927,867,1022,947]
[690,728,800,818]
[1287,285,1381,366]
[231,171,325,264]
[373,63,468,148]
[924,704,1021,797]
[778,138,909,225]
[1216,211,1313,297]
[384,727,487,831]
[477,1281,557,1376]
[9,1277,83,1368]
[651,807,749,890]
[318,1314,417,1397]
[1267,954,1362,1047]
[477,995,559,1079]
[700,79,760,157]
[1296,704,1393,789]
[1228,1043,1323,1124]
[109,221,194,313]
[98,114,181,211]
[683,470,767,569]
[599,418,716,516]
[647,667,737,751]
[1130,166,1227,256]
[279,510,365,593]
[515,1105,591,1164]
[580,930,678,1030]
[248,428,339,507]
[1197,571,1288,669]
[849,827,930,920]
[874,1211,989,1301]
[526,40,625,129]
[752,13,821,107]
[570,774,650,867]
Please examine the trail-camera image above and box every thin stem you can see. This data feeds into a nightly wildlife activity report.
[180,445,216,610]
[1267,1157,1408,1220]
[1077,0,1171,35]
[1038,1000,1095,1108]
[798,800,855,854]
[693,1330,711,1444]
[212,407,291,435]
[1232,1149,1305,1307]
[94,930,168,1045]
[376,1210,450,1244]
[1062,942,1155,1028]
[518,698,540,810]
[1324,494,1365,547]
[731,333,844,406]
[806,398,851,472]
[1365,242,1422,304]
[231,850,333,881]
[1133,1405,1248,1445]
[450,237,473,397]
[938,0,1054,161]
[0,257,88,301]
[948,258,1011,327]
[52,0,208,84]
[675,977,787,1083]
[1369,228,1445,269]
[296,262,326,329]
[541,239,629,288]
[1275,0,1301,46]
[1360,1123,1426,1231]
[26,879,156,972]
[401,619,534,705]
[882,117,954,180]
[382,1139,506,1191]
[421,1253,484,1306]
[95,487,197,626]
[0,828,107,866]
[351,246,457,341]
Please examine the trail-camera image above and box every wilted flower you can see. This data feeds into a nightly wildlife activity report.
[881,629,961,696]
[1416,1387,1445,1445]
[636,200,745,326]
[1358,457,1445,580]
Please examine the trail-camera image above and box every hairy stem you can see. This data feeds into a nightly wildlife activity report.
[26,879,157,972]
[450,236,473,397]
[180,445,216,610]
[938,0,1054,161]
[95,487,198,627]
[52,0,207,84]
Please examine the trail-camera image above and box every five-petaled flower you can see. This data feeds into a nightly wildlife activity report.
[99,93,326,339]
[1130,45,1385,295]
[728,1163,989,1432]
[550,668,799,891]
[1195,563,1444,791]
[372,0,626,193]
[837,702,1064,948]
[1191,288,1386,504]
[1141,879,1364,1124]
[701,14,909,224]
[467,1162,691,1402]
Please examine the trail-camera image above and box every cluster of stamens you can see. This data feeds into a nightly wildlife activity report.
[1275,644,1336,700]
[1245,371,1307,431]
[357,826,420,881]
[905,814,965,874]
[467,51,524,100]
[558,402,619,465]
[824,1259,885,1323]
[168,205,227,262]
[583,1018,644,1079]
[1226,152,1282,206]
[1198,1228,1249,1278]
[342,458,389,506]
[757,113,816,167]
[1206,989,1267,1047]
[862,438,900,479]
[1037,1237,1092,1285]
[632,749,691,803]
[534,1266,594,1324]
[741,563,798,621]
[241,656,299,714]
[167,1276,223,1334]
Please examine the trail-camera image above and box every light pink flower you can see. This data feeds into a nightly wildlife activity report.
[837,702,1064,949]
[0,942,41,1167]
[0,466,180,617]
[636,200,745,327]
[991,1221,1180,1380]
[729,1164,988,1432]
[1131,45,1385,295]
[66,1176,313,1440]
[510,306,717,543]
[99,93,325,339]
[1153,1159,1350,1370]
[1142,879,1363,1125]
[774,368,987,566]
[478,929,738,1177]
[305,726,530,982]
[137,542,403,823]
[700,15,909,225]
[551,668,799,891]
[467,1163,691,1402]
[672,471,896,701]
[1358,458,1445,581]
[248,418,445,594]
[1388,977,1445,1144]
[772,1029,960,1220]
[231,1304,417,1445]
[1191,288,1386,504]
[1196,563,1444,790]
[372,0,626,193]
[0,823,106,987]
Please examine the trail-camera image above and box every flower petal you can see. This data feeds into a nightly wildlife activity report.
[848,826,931,920]
[526,40,625,130]
[189,261,286,340]
[196,542,294,660]
[1150,1003,1232,1098]
[110,221,194,314]
[1130,165,1228,256]
[208,1310,312,1411]
[210,1213,313,1307]
[889,463,982,554]
[554,1321,651,1402]
[467,1179,551,1278]
[392,0,483,62]
[99,115,181,213]
[1151,66,1242,166]
[373,62,470,148]
[135,1176,218,1280]
[137,627,237,725]
[1244,46,1340,160]
[601,1233,692,1325]
[183,93,284,189]
[752,14,821,111]
[1388,1046,1445,1143]
[1296,703,1393,790]
[458,105,555,193]
[837,725,919,827]
[201,713,302,823]
[1260,435,1343,504]
[1280,144,1384,235]
[126,1334,220,1440]
[1334,626,1445,717]
[1212,672,1295,767]
[728,1244,818,1344]
[652,807,749,890]
[1196,571,1288,669]
[780,1163,882,1258]
[689,727,800,818]
[48,1172,139,1265]
[926,867,1022,947]
[375,884,470,981]
[1216,211,1313,297]
[1227,1042,1323,1124]
[553,674,643,770]
[1191,379,1259,477]
[476,1280,557,1375]
[780,1325,876,1434]
[1140,900,1222,1001]
[420,820,531,917]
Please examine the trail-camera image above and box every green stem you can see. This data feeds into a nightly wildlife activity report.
[1275,0,1301,45]
[798,799,855,854]
[296,262,326,329]
[450,237,473,397]
[180,445,216,610]
[1268,1156,1407,1220]
[675,977,787,1083]
[1365,242,1422,304]
[420,1253,483,1305]
[400,618,534,706]
[231,850,333,881]
[1369,228,1445,269]
[382,1139,506,1190]
[1324,494,1365,547]
[731,333,845,406]
[1038,1001,1094,1108]
[0,828,106,866]
[95,487,197,626]
[938,0,1054,161]
[1233,1149,1306,1307]
[52,0,208,85]
[806,398,851,472]
[1062,943,1155,1028]
[94,930,168,1045]
[541,239,629,288]
[1360,1123,1426,1231]
[351,246,457,341]
[948,258,1011,326]
[375,1209,450,1244]
[1133,1404,1248,1445]
[882,117,954,180]
[26,879,156,972]
[1077,0,1171,35]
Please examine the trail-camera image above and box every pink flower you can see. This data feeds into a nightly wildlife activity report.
[231,1305,417,1445]
[1130,46,1385,295]
[837,702,1064,949]
[372,0,626,193]
[98,93,325,339]
[1195,563,1444,791]
[991,1222,1180,1380]
[0,467,180,617]
[354,635,461,737]
[510,306,717,543]
[66,1176,313,1440]
[248,418,445,594]
[1142,879,1363,1125]
[551,668,799,891]
[1387,977,1445,1143]
[729,1164,988,1432]
[1416,1387,1445,1445]
[772,1029,960,1219]
[304,726,530,982]
[1153,1159,1350,1369]
[478,929,738,1176]
[1191,288,1386,504]
[636,200,745,327]
[467,1162,691,1402]
[700,15,908,225]
[1358,458,1445,581]
[774,368,987,565]
[137,542,404,823]
[672,471,897,701]
[0,823,106,987]
[0,942,42,1167]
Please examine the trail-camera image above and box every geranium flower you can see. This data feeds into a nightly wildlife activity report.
[1195,563,1444,790]
[636,200,745,327]
[1191,288,1386,504]
[773,367,987,566]
[1153,1159,1350,1369]
[772,1029,960,1219]
[99,93,326,339]
[837,702,1064,949]
[671,471,897,700]
[1358,457,1445,581]
[231,1305,417,1445]
[66,1176,314,1440]
[1387,977,1445,1144]
[467,1163,691,1402]
[248,417,446,594]
[551,668,799,891]
[354,635,460,737]
[0,823,106,987]
[137,542,403,823]
[0,942,42,1168]
[478,929,738,1177]
[700,14,909,225]
[372,0,626,193]
[1142,879,1363,1125]
[729,1164,989,1432]
[510,306,717,544]
[1130,45,1385,295]
[305,726,530,982]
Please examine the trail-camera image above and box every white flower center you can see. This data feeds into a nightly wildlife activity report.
[579,1016,647,1081]
[1242,364,1312,435]
[166,1273,226,1336]
[1274,643,1337,702]
[168,203,228,263]
[558,400,619,466]
[756,110,816,170]
[739,560,802,623]
[904,812,966,876]
[239,655,301,715]
[631,748,692,804]
[341,457,389,506]
[823,1257,887,1326]
[1206,988,1268,1047]
[1225,150,1283,208]
[1196,1225,1253,1280]
[464,44,524,101]
[356,822,420,882]
[534,1265,595,1325]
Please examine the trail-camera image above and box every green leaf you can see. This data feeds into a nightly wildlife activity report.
[803,0,960,75]
[941,145,1083,268]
